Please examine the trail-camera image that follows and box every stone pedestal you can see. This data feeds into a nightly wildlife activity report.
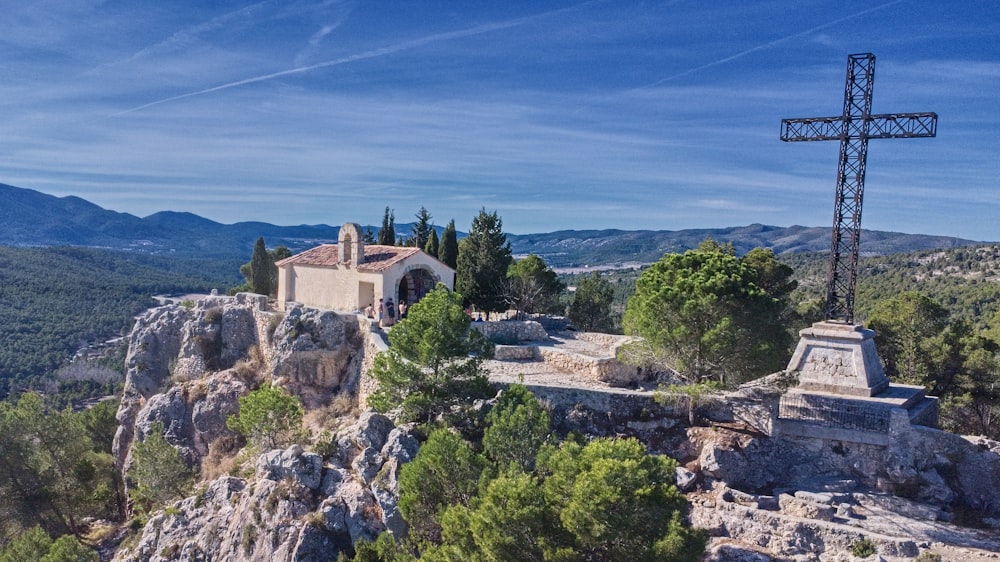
[786,321,889,397]
[778,321,937,444]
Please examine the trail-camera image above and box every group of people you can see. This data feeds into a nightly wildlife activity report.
[364,297,408,328]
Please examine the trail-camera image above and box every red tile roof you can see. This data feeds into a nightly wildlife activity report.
[275,244,424,273]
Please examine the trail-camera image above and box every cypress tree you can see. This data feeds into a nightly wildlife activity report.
[378,207,396,245]
[424,228,440,257]
[438,219,458,269]
[249,237,272,296]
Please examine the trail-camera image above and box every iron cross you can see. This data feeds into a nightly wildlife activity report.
[781,53,937,324]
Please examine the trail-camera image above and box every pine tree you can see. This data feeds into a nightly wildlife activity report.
[438,219,459,269]
[249,237,272,296]
[128,422,191,513]
[569,271,614,332]
[456,209,513,314]
[378,207,396,245]
[412,206,433,250]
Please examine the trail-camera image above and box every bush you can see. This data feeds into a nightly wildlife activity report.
[128,422,192,513]
[226,384,304,450]
[850,537,877,558]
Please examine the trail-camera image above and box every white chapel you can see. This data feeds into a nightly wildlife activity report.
[275,222,454,313]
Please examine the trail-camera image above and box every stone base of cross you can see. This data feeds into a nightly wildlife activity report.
[777,321,937,444]
[786,321,888,397]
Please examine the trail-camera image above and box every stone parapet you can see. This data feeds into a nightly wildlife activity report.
[471,320,549,343]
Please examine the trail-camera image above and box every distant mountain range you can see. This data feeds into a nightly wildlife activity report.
[0,182,984,266]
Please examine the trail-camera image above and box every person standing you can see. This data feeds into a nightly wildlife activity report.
[384,298,396,327]
[376,298,385,326]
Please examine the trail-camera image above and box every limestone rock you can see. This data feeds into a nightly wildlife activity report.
[675,466,698,493]
[703,543,774,562]
[351,447,383,485]
[270,307,366,408]
[336,411,396,465]
[778,494,835,521]
[381,424,420,464]
[126,389,196,477]
[115,411,418,561]
[125,372,248,478]
[337,478,386,544]
[257,445,324,491]
[113,305,192,469]
[189,374,247,457]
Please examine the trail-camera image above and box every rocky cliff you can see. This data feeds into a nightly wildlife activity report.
[114,413,417,562]
[106,298,1000,561]
[109,295,394,561]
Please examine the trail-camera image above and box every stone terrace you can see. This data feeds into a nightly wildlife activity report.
[475,322,649,391]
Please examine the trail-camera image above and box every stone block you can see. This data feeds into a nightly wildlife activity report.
[778,494,835,521]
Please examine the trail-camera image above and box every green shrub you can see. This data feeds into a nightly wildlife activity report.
[850,537,877,558]
[226,384,304,451]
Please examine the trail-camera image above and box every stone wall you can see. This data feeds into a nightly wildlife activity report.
[356,317,389,411]
[471,320,549,343]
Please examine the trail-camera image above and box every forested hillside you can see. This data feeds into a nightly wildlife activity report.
[0,246,240,399]
[559,244,1000,334]
[783,245,1000,329]
[511,224,978,267]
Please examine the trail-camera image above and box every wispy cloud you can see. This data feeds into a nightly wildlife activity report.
[0,1,996,237]
[112,2,593,117]
[642,0,908,87]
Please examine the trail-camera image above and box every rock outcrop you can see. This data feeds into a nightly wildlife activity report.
[112,296,383,492]
[114,414,416,562]
[108,300,1000,561]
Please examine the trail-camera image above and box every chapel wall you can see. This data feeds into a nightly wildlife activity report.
[282,265,384,312]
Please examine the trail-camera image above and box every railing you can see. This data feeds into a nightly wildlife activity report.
[778,394,891,433]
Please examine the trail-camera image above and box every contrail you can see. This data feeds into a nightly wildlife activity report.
[112,3,592,117]
[644,0,907,87]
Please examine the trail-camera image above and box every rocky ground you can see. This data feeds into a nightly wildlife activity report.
[105,299,1000,561]
[481,328,1000,562]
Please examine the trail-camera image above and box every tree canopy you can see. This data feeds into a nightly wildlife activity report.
[127,421,192,514]
[505,254,565,317]
[868,291,1000,438]
[424,228,440,258]
[226,384,304,450]
[0,527,98,562]
[367,285,494,423]
[622,246,794,386]
[0,393,122,539]
[237,240,290,297]
[390,385,706,562]
[412,207,433,250]
[568,271,615,332]
[456,209,513,314]
[249,237,272,296]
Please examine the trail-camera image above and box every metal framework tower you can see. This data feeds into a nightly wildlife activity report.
[781,53,937,324]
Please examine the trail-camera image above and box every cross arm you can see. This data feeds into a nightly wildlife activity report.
[781,112,938,141]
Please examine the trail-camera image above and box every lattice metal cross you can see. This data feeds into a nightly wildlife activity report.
[781,53,936,324]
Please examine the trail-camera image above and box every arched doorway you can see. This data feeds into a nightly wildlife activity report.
[398,267,438,308]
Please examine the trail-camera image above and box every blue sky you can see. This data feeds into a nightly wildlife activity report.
[1,1,997,239]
